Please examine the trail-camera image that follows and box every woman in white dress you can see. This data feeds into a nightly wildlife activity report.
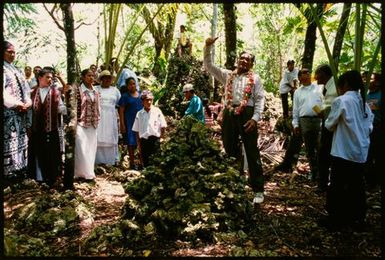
[74,68,100,180]
[95,70,121,165]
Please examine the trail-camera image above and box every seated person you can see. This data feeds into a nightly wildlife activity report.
[177,25,192,57]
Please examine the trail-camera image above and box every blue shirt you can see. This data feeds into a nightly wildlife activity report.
[366,90,382,127]
[185,95,204,123]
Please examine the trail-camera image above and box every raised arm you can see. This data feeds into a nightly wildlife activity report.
[203,37,230,85]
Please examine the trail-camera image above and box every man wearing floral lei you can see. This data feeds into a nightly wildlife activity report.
[204,37,265,204]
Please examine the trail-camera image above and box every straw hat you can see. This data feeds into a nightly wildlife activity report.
[98,70,112,80]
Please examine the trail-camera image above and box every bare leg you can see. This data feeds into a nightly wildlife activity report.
[128,145,136,168]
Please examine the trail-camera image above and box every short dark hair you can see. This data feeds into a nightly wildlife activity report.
[38,68,53,78]
[3,40,14,50]
[43,66,56,74]
[315,64,332,77]
[287,60,295,65]
[81,68,93,77]
[298,68,311,77]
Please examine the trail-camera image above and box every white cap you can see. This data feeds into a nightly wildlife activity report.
[183,83,194,92]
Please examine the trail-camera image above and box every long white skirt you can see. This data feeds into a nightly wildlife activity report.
[75,125,97,179]
[95,145,119,165]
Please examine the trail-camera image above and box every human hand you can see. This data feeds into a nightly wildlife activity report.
[205,37,218,47]
[294,127,301,135]
[16,103,29,113]
[120,125,126,134]
[244,119,257,133]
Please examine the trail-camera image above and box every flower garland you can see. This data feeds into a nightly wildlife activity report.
[225,70,254,115]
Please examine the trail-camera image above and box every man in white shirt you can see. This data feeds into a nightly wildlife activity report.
[314,64,338,192]
[279,60,298,118]
[276,68,323,181]
[132,90,167,167]
[204,37,265,204]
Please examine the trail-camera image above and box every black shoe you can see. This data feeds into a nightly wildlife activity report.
[350,220,367,233]
[83,178,96,184]
[275,163,292,173]
[315,187,327,194]
[317,217,344,231]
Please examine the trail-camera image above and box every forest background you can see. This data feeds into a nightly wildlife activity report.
[2,2,385,257]
[3,2,382,95]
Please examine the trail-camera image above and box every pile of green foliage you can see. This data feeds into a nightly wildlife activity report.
[158,55,212,117]
[83,117,254,255]
[4,180,92,256]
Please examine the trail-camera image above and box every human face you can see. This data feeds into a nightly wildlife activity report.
[33,66,42,76]
[38,72,53,88]
[25,67,32,78]
[4,46,16,64]
[100,76,112,88]
[82,71,95,87]
[298,69,311,85]
[237,53,253,74]
[314,70,326,85]
[127,80,136,93]
[90,65,97,72]
[183,91,192,100]
[142,98,153,111]
[287,63,294,72]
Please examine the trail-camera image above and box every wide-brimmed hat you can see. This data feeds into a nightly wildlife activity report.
[98,70,112,80]
[141,90,154,100]
[183,83,194,92]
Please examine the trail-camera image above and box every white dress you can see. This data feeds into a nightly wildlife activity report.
[74,84,99,179]
[95,86,121,165]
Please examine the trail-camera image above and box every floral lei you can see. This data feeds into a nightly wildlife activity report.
[225,70,254,115]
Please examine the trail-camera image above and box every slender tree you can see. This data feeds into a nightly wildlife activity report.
[139,4,179,81]
[295,3,324,71]
[223,3,237,70]
[332,3,352,71]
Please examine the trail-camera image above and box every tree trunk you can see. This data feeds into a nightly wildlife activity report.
[60,3,78,189]
[302,22,317,71]
[60,3,78,84]
[298,3,324,71]
[141,5,178,81]
[223,3,237,70]
[212,3,219,102]
[332,3,351,72]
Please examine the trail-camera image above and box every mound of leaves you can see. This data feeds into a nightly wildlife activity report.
[158,55,212,117]
[125,117,254,240]
[82,117,254,255]
[4,180,93,256]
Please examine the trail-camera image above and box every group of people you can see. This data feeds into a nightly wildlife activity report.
[3,35,382,222]
[3,40,168,190]
[276,59,382,231]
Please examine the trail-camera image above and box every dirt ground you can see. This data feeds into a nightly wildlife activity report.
[3,153,381,257]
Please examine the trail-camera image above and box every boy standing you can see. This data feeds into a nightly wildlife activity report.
[132,90,167,167]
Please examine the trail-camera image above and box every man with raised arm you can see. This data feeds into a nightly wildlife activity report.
[203,37,265,204]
